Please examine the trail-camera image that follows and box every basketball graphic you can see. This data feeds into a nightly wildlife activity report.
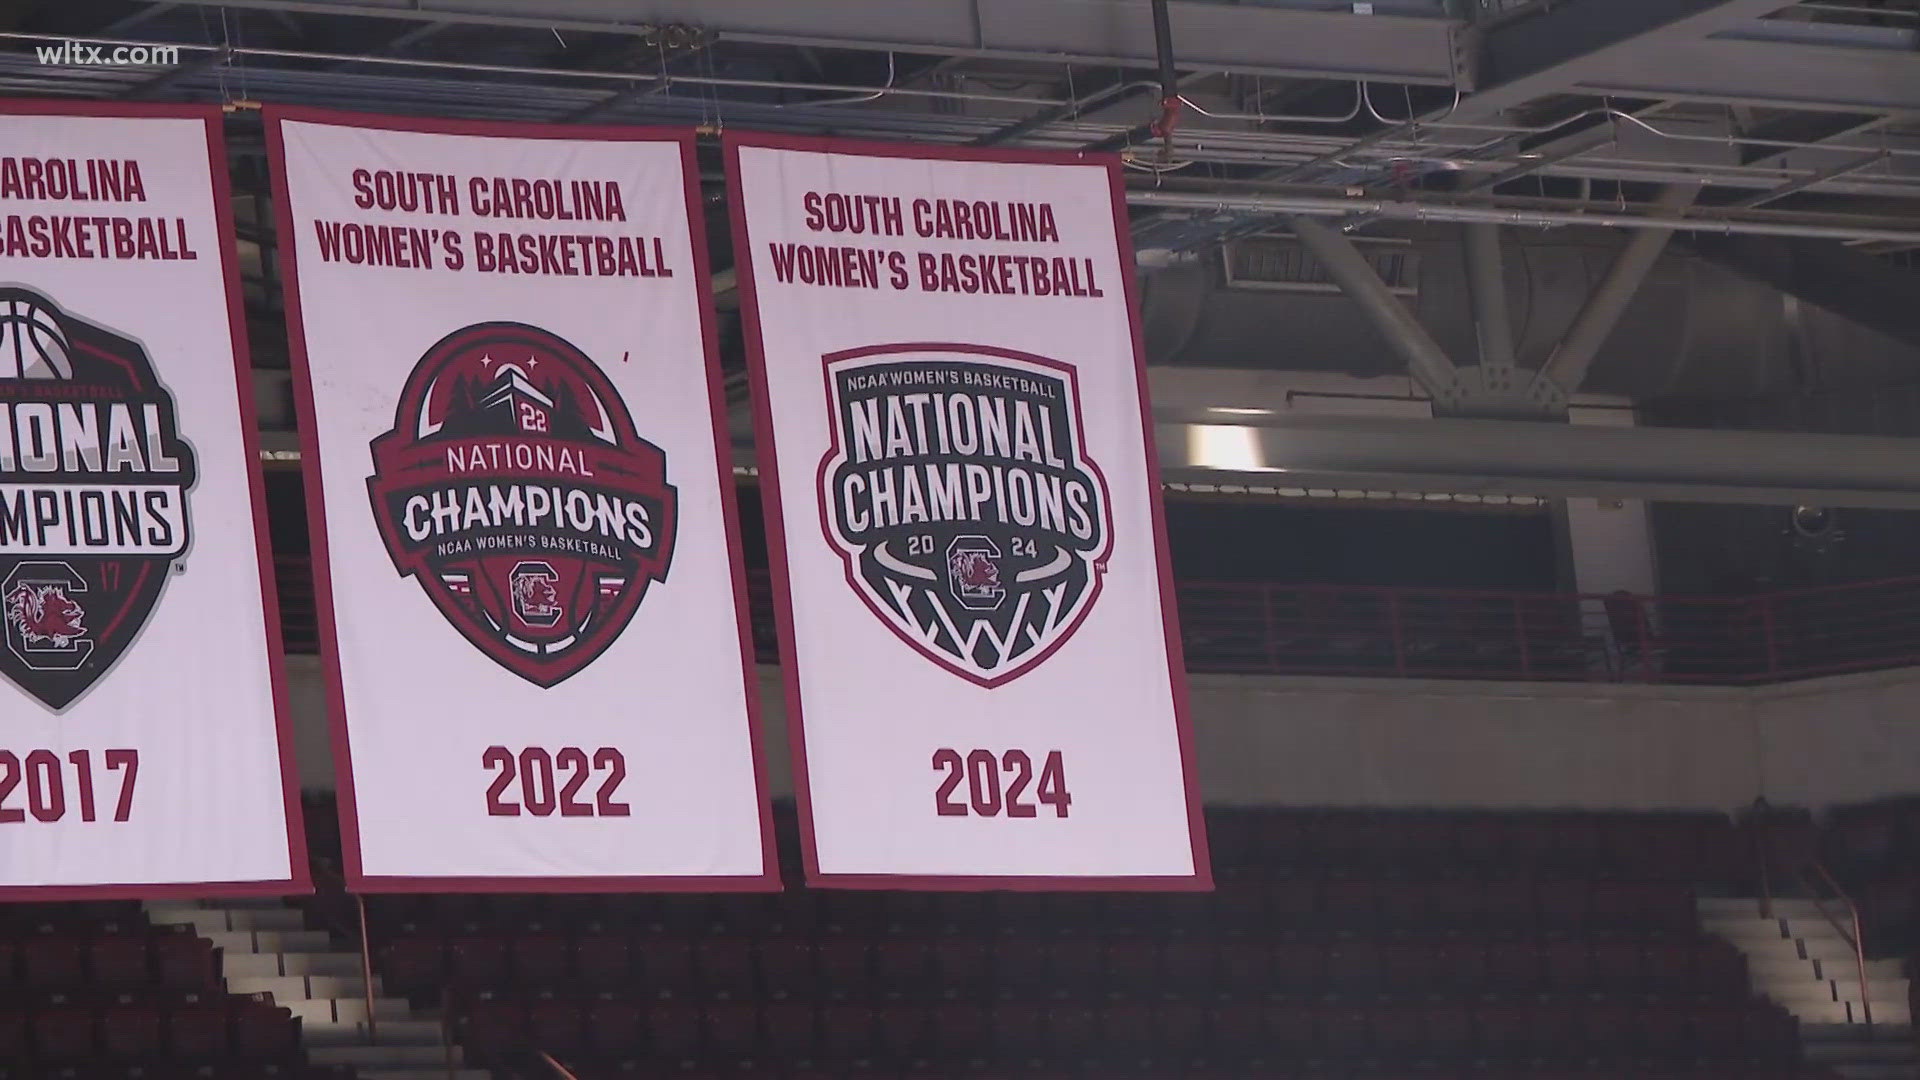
[0,295,73,379]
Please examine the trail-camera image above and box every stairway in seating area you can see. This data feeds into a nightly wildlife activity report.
[144,898,490,1080]
[1700,896,1915,1080]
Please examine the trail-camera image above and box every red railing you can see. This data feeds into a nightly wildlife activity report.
[268,557,1920,687]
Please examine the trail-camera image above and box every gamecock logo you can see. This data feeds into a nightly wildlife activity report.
[0,289,196,711]
[6,582,87,646]
[366,322,676,688]
[819,344,1111,687]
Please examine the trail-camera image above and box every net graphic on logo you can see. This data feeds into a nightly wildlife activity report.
[0,287,197,711]
[367,322,677,688]
[819,343,1112,687]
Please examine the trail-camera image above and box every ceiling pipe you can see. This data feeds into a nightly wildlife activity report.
[1126,189,1920,246]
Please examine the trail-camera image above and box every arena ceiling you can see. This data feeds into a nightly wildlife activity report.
[5,2,1920,444]
[2,0,1917,249]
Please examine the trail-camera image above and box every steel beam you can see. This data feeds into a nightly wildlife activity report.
[1157,414,1920,509]
[1573,35,1920,115]
[1464,224,1516,371]
[1288,216,1458,399]
[1457,0,1790,121]
[185,0,1462,83]
[1541,185,1698,393]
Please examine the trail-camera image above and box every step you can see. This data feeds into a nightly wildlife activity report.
[1748,956,1823,981]
[1799,937,1868,962]
[222,950,364,978]
[203,929,332,954]
[302,1018,444,1047]
[1789,998,1912,1026]
[1833,977,1912,1004]
[1703,917,1788,940]
[1804,1034,1917,1064]
[146,905,308,932]
[1805,1021,1915,1043]
[1697,897,1766,917]
[1782,916,1857,943]
[286,997,414,1026]
[308,1043,460,1067]
[358,1071,491,1080]
[228,973,381,1001]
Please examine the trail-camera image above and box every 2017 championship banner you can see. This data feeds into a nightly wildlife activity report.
[0,101,306,898]
[270,108,775,890]
[727,133,1209,888]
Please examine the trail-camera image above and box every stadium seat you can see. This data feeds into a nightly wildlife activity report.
[99,1002,164,1061]
[31,1006,96,1064]
[165,1001,231,1061]
[509,934,570,985]
[22,936,88,991]
[526,999,587,1053]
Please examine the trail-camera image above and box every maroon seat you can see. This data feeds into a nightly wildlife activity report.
[374,937,444,996]
[1101,940,1159,992]
[1097,1003,1155,1056]
[1320,878,1384,927]
[166,1001,231,1061]
[1045,939,1103,988]
[871,1004,930,1060]
[99,1003,163,1060]
[446,936,510,985]
[1265,1001,1318,1053]
[819,1003,875,1060]
[756,939,819,999]
[930,939,990,993]
[1161,939,1213,992]
[696,938,757,998]
[584,998,643,1055]
[31,1005,96,1063]
[991,1003,1046,1055]
[1155,1002,1208,1056]
[509,935,570,985]
[702,1002,758,1057]
[1324,939,1382,993]
[456,996,525,1060]
[21,936,87,990]
[1317,1003,1369,1056]
[230,991,297,1053]
[526,999,586,1053]
[815,940,872,998]
[1483,938,1541,991]
[639,937,696,992]
[0,1010,25,1061]
[1535,879,1590,927]
[762,1001,818,1056]
[1209,1003,1265,1052]
[928,1003,989,1060]
[872,940,932,996]
[153,932,220,992]
[570,933,631,988]
[647,1003,701,1058]
[1540,939,1592,993]
[1589,939,1644,988]
[88,936,152,990]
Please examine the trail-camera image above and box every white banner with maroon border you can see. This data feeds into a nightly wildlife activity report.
[0,101,305,898]
[726,132,1209,888]
[270,107,775,890]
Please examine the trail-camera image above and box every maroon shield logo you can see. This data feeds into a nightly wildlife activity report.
[366,322,676,688]
[0,287,197,712]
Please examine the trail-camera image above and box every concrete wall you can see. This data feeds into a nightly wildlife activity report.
[282,658,1920,813]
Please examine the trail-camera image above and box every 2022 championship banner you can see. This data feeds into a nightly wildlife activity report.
[727,133,1210,888]
[0,101,306,898]
[270,109,775,890]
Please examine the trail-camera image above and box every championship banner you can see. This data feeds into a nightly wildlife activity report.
[0,101,306,898]
[726,133,1208,888]
[269,108,775,890]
